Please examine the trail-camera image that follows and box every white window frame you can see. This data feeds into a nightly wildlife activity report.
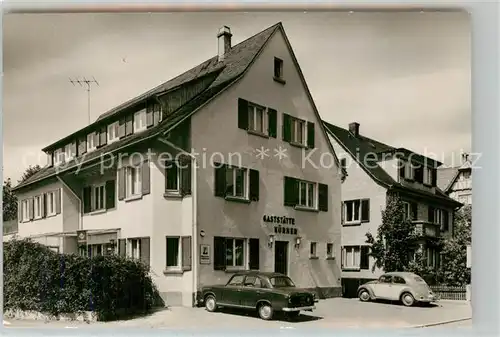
[326,243,334,259]
[225,166,248,199]
[247,104,267,135]
[91,183,106,211]
[424,167,432,185]
[87,133,96,152]
[21,200,30,222]
[107,121,119,143]
[225,238,246,268]
[64,145,71,162]
[128,238,141,260]
[344,200,361,224]
[298,180,316,209]
[290,117,306,145]
[46,191,57,216]
[435,208,445,226]
[33,195,42,219]
[405,161,414,180]
[125,166,142,198]
[133,109,147,133]
[343,246,361,269]
[165,236,182,270]
[53,149,64,166]
[310,242,317,258]
[165,163,181,193]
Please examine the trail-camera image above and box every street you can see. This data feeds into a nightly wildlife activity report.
[4,298,471,329]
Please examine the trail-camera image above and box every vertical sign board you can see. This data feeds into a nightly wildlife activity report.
[466,245,471,268]
[200,244,210,264]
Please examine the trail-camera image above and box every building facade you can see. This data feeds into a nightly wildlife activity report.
[11,23,344,307]
[437,153,472,205]
[323,121,462,296]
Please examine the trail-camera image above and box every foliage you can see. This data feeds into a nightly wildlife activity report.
[18,165,42,184]
[406,250,439,285]
[3,239,164,321]
[3,178,17,221]
[438,205,472,286]
[366,193,418,272]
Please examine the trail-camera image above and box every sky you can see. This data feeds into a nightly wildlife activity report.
[3,11,471,182]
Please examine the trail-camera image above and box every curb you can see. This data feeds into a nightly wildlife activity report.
[412,317,471,328]
[3,320,12,326]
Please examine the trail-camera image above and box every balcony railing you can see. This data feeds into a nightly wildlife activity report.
[412,221,440,238]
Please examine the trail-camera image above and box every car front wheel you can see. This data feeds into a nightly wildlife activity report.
[401,292,415,307]
[358,289,371,302]
[258,303,274,320]
[205,295,217,312]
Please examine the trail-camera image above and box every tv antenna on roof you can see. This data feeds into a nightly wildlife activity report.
[69,77,99,125]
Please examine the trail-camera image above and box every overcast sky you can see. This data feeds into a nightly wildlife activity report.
[3,11,470,182]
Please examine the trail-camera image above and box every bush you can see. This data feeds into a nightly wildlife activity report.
[3,238,164,321]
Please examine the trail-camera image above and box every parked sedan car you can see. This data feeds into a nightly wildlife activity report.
[357,272,437,307]
[200,271,318,320]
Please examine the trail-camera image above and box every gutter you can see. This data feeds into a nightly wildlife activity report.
[158,137,198,307]
[56,176,83,230]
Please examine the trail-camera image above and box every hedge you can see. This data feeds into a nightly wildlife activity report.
[3,238,164,321]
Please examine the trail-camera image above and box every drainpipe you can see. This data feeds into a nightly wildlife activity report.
[56,176,82,230]
[158,137,198,306]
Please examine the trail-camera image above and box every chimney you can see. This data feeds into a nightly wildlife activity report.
[217,26,232,62]
[348,122,360,137]
[462,152,469,164]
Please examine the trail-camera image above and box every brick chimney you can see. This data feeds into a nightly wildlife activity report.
[348,122,360,137]
[217,26,232,62]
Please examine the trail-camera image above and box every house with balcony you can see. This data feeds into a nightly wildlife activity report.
[323,121,462,296]
[437,153,472,205]
[12,22,345,306]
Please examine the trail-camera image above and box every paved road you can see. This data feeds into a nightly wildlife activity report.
[4,298,471,330]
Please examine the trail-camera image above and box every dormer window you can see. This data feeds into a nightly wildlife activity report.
[108,121,119,143]
[53,148,64,166]
[424,167,433,185]
[87,132,97,152]
[274,57,284,80]
[134,110,147,133]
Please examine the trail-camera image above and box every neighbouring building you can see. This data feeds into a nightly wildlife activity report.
[323,121,463,297]
[437,153,472,205]
[11,23,345,306]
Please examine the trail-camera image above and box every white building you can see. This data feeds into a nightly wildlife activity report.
[323,121,462,296]
[11,23,345,307]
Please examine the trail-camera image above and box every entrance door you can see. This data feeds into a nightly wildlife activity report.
[274,241,289,275]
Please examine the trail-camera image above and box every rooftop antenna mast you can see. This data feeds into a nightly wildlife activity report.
[69,77,99,125]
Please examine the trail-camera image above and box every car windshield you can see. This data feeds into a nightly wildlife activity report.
[270,276,295,288]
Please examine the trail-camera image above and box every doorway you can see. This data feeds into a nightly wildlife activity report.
[274,241,289,275]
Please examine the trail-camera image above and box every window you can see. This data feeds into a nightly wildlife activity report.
[403,202,410,220]
[133,110,147,132]
[463,170,471,180]
[92,184,106,211]
[165,162,180,191]
[34,195,42,219]
[64,144,73,162]
[360,246,370,269]
[227,274,245,286]
[53,149,64,166]
[129,239,141,260]
[126,166,142,198]
[326,243,334,258]
[21,199,30,222]
[290,117,306,145]
[393,276,406,284]
[424,167,433,185]
[107,122,119,143]
[379,275,392,283]
[247,103,266,134]
[310,242,317,258]
[298,180,316,208]
[166,237,181,269]
[274,57,283,79]
[244,275,264,288]
[270,276,295,288]
[404,162,414,180]
[225,166,247,198]
[342,246,360,269]
[345,200,361,223]
[87,133,96,152]
[225,238,245,267]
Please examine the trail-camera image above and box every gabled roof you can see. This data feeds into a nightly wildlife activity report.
[437,158,472,193]
[14,23,281,192]
[323,121,461,207]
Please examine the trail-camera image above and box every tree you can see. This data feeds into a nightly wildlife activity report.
[365,193,418,272]
[438,205,471,286]
[3,178,17,221]
[18,164,41,184]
